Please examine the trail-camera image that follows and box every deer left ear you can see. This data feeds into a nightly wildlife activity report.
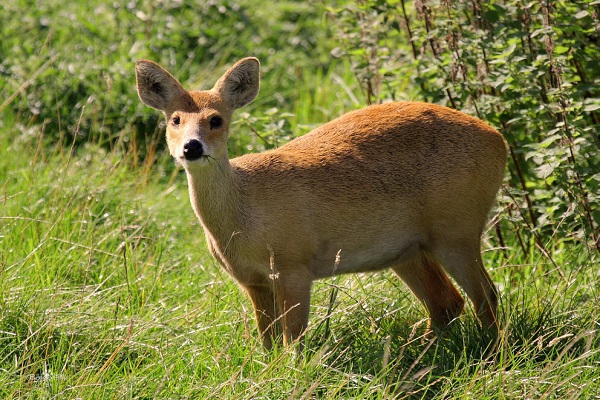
[136,60,187,111]
[212,57,260,110]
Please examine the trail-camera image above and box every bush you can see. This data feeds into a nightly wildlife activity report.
[329,0,600,253]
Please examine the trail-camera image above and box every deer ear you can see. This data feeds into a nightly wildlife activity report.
[212,57,260,109]
[135,60,186,111]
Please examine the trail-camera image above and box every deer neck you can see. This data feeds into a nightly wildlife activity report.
[185,158,244,248]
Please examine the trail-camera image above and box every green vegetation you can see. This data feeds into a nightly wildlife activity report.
[1,0,598,398]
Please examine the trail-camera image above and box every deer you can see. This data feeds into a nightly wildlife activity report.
[135,57,507,351]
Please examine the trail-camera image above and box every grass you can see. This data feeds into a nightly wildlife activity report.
[2,108,599,398]
[1,0,600,398]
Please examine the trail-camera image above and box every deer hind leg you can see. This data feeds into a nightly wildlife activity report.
[431,238,499,329]
[244,284,282,350]
[391,253,465,330]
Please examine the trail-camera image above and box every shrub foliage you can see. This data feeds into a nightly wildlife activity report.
[330,0,600,253]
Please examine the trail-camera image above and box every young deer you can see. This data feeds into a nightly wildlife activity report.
[135,57,507,350]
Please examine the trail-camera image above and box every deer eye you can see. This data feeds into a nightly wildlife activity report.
[172,115,181,125]
[209,116,223,130]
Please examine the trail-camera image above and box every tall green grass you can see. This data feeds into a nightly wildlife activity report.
[2,77,599,399]
[1,0,599,398]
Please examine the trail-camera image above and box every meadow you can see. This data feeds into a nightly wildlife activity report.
[1,0,599,398]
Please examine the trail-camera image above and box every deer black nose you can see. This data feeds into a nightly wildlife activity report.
[183,139,203,161]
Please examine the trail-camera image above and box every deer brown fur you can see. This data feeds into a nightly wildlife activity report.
[135,57,507,350]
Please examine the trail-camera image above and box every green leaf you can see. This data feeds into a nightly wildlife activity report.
[554,46,570,54]
[536,162,556,179]
[539,134,562,148]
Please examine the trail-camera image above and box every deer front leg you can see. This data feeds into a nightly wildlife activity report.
[274,273,312,351]
[244,285,281,350]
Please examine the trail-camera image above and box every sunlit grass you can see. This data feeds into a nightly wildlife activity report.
[1,133,598,397]
[1,0,599,398]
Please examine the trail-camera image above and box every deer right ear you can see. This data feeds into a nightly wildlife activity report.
[135,60,186,111]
